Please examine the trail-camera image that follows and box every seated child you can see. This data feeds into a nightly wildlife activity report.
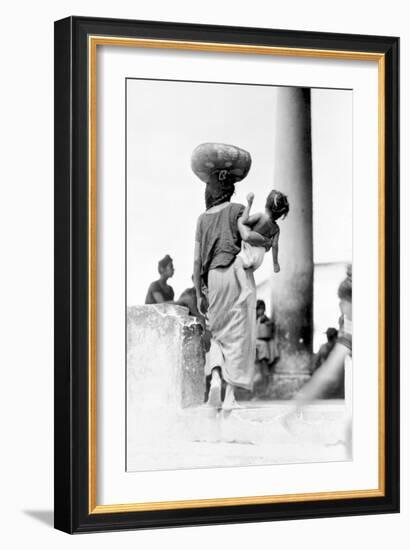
[237,189,289,277]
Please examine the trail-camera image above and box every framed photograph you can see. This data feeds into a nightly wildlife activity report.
[54,16,399,533]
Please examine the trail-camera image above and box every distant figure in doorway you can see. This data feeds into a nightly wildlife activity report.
[254,299,278,396]
[312,327,338,373]
[312,326,344,398]
[145,254,175,304]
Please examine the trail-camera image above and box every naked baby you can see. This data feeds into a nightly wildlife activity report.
[236,189,289,289]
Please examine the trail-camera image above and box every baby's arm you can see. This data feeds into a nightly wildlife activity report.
[271,228,280,273]
[242,213,263,227]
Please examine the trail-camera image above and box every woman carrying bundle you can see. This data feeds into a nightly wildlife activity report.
[191,143,272,411]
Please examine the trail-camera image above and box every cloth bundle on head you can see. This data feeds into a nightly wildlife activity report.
[191,143,252,209]
[191,142,252,185]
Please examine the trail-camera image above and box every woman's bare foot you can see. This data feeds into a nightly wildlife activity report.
[279,408,304,434]
[207,368,222,409]
[222,383,239,412]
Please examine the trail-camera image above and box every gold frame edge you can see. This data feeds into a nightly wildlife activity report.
[87,35,386,514]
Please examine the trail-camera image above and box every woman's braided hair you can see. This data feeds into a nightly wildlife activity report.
[205,171,236,209]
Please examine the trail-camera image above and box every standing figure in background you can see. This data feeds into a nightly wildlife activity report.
[312,327,344,398]
[254,299,278,397]
[145,254,175,304]
[312,327,338,373]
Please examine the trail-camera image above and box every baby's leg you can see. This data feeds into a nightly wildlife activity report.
[242,192,254,223]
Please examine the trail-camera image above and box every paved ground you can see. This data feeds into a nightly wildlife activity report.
[127,400,351,472]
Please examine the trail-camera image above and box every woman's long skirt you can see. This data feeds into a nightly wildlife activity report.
[205,258,257,390]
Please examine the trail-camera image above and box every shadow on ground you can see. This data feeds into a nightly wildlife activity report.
[23,510,54,527]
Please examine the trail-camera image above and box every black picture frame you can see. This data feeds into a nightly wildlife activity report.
[54,15,400,534]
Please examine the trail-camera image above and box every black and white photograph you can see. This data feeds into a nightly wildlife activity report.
[0,0,404,542]
[126,78,353,472]
[54,20,398,531]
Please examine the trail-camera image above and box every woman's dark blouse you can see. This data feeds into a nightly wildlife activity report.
[196,202,244,281]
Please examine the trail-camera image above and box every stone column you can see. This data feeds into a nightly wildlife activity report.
[269,88,314,397]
